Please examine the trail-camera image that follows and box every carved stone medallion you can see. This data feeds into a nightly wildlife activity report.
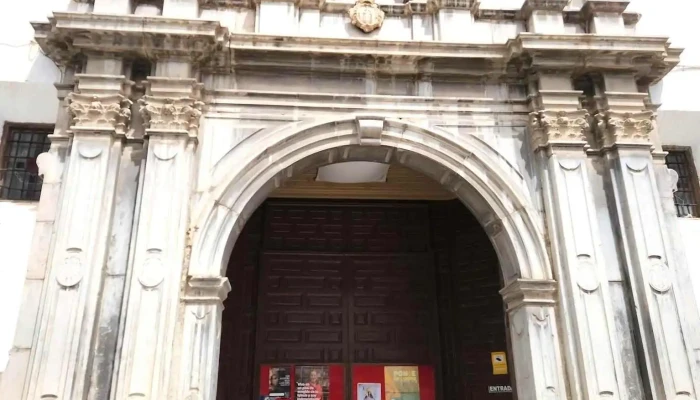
[648,259,672,293]
[348,0,385,33]
[57,256,83,288]
[138,255,165,289]
[576,258,600,292]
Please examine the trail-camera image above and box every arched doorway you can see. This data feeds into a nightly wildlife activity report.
[181,116,565,400]
[216,191,512,400]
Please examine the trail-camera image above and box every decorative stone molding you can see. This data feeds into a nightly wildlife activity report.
[595,110,655,148]
[139,97,203,136]
[68,93,132,134]
[183,276,232,303]
[520,0,568,19]
[348,0,385,33]
[140,78,204,137]
[529,110,590,149]
[499,279,557,312]
[199,0,252,8]
[355,116,385,145]
[32,13,228,68]
[581,0,630,16]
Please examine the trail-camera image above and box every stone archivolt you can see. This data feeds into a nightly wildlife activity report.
[594,111,655,147]
[139,97,204,136]
[529,110,590,148]
[68,93,132,134]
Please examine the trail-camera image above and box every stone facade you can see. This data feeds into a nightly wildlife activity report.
[1,0,699,399]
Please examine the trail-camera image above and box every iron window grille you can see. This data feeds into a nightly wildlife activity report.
[665,146,700,218]
[0,124,53,201]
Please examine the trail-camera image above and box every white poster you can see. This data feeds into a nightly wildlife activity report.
[358,383,381,400]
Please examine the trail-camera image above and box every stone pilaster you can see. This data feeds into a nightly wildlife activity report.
[595,82,700,400]
[178,276,231,400]
[24,72,132,400]
[530,77,629,400]
[500,279,566,400]
[114,76,202,400]
[521,0,568,34]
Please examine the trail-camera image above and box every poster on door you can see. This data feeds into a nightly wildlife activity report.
[260,365,344,400]
[384,366,420,400]
[357,383,381,400]
[295,365,330,400]
[260,365,293,399]
[352,365,435,400]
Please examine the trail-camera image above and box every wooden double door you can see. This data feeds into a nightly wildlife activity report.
[218,200,512,400]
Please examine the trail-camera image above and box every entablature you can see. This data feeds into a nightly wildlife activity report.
[32,11,679,84]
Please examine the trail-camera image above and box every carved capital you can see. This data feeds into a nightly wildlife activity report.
[183,275,232,304]
[67,93,132,135]
[139,96,204,137]
[595,110,655,148]
[529,110,590,149]
[349,0,385,33]
[500,279,557,312]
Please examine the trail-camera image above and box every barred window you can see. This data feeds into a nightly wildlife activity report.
[0,124,52,201]
[665,147,700,218]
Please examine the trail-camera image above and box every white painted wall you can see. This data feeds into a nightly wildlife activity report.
[0,0,63,374]
[0,202,37,371]
[632,0,700,321]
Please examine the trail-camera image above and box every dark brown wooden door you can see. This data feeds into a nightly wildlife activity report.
[255,201,439,367]
[218,199,511,400]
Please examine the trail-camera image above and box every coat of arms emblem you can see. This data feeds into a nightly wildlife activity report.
[348,0,385,33]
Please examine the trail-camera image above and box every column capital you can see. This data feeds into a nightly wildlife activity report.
[594,110,655,149]
[183,275,232,304]
[500,279,557,312]
[67,74,133,136]
[139,77,204,139]
[529,109,590,150]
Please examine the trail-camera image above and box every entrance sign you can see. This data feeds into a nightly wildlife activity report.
[488,385,513,394]
[491,352,508,375]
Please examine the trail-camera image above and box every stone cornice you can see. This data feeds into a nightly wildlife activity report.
[32,12,228,66]
[32,13,680,84]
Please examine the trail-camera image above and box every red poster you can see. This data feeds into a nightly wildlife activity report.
[260,365,344,400]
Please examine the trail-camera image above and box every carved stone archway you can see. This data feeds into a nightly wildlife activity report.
[179,116,566,400]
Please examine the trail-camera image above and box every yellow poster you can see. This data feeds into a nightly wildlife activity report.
[384,366,420,400]
[491,352,507,375]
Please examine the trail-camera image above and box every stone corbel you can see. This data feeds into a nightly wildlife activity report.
[529,110,590,150]
[139,77,204,139]
[594,110,655,148]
